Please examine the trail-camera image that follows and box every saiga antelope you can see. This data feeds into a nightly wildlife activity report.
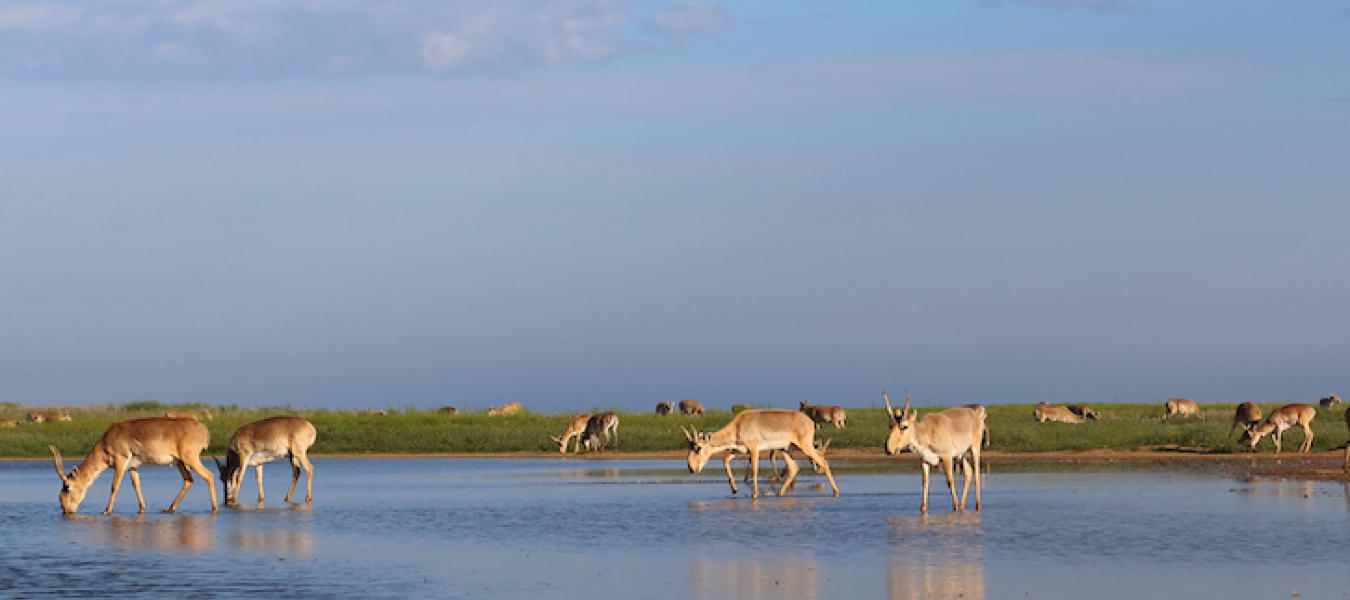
[550,412,591,453]
[48,417,218,514]
[1163,398,1200,419]
[213,416,317,505]
[655,402,674,416]
[679,399,704,416]
[1320,394,1341,409]
[799,400,847,429]
[1229,402,1263,440]
[487,402,523,416]
[883,392,985,512]
[0,418,19,428]
[580,412,619,451]
[1033,402,1085,424]
[1066,405,1099,420]
[725,438,832,491]
[1240,403,1317,454]
[683,409,838,498]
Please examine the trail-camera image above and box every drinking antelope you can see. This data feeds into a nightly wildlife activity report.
[1229,402,1262,440]
[213,416,317,505]
[1240,403,1317,454]
[679,399,704,416]
[487,402,523,416]
[1163,398,1200,419]
[580,412,619,451]
[799,400,847,429]
[1320,394,1341,409]
[682,409,838,498]
[550,412,591,453]
[1033,402,1085,424]
[884,392,985,512]
[48,417,218,514]
[655,401,674,416]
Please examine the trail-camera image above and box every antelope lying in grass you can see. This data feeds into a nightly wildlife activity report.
[580,412,619,451]
[1320,394,1342,409]
[0,418,18,428]
[29,411,72,423]
[655,402,674,416]
[487,402,523,416]
[1240,403,1317,454]
[884,392,985,512]
[1229,402,1263,440]
[551,412,591,453]
[1163,398,1200,419]
[799,400,846,429]
[1033,402,1085,424]
[48,417,218,514]
[683,410,838,498]
[213,416,317,505]
[679,399,705,416]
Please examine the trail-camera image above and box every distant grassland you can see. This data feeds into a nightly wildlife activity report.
[1,400,1347,458]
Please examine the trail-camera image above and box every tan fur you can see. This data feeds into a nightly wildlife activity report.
[0,419,18,428]
[1229,402,1262,440]
[1033,402,1084,424]
[730,403,752,413]
[28,410,71,423]
[1163,398,1200,419]
[1240,403,1316,453]
[487,402,523,416]
[550,413,591,453]
[683,409,838,498]
[437,406,458,415]
[164,410,212,421]
[356,409,387,416]
[678,399,704,416]
[213,416,317,505]
[885,393,984,513]
[580,412,619,451]
[48,417,218,514]
[799,400,847,429]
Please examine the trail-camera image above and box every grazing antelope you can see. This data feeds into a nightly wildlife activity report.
[679,399,704,416]
[655,401,674,416]
[213,416,317,505]
[1163,398,1200,419]
[1240,403,1317,454]
[580,412,619,451]
[1320,394,1341,409]
[437,406,458,415]
[487,402,523,416]
[730,403,752,413]
[0,418,18,428]
[550,412,591,453]
[48,417,218,514]
[1066,404,1099,420]
[682,409,838,498]
[884,392,984,512]
[1033,402,1084,424]
[799,400,847,429]
[1229,402,1263,440]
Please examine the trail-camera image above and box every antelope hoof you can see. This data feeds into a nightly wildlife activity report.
[162,508,176,514]
[101,510,112,515]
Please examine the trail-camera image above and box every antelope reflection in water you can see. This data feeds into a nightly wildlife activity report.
[691,552,821,600]
[75,514,217,552]
[887,512,985,600]
[230,530,314,556]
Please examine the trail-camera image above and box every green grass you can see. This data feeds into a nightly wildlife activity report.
[1,401,1346,458]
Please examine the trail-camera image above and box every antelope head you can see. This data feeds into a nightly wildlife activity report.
[883,391,918,455]
[683,426,713,473]
[1239,422,1274,450]
[49,446,89,514]
[549,435,567,453]
[213,455,242,504]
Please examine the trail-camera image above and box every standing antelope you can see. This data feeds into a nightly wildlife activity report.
[213,416,317,505]
[655,402,674,416]
[682,409,838,498]
[883,392,984,513]
[1240,403,1317,454]
[550,412,591,453]
[1229,402,1263,440]
[1163,398,1201,419]
[726,438,832,490]
[679,399,704,416]
[1320,394,1341,409]
[799,400,847,429]
[1033,402,1085,424]
[580,412,619,451]
[487,402,523,416]
[48,417,218,514]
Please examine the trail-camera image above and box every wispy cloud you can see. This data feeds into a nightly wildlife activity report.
[0,0,728,80]
[980,0,1138,14]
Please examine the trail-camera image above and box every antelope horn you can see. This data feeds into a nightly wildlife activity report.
[903,391,912,418]
[883,391,897,425]
[49,445,68,481]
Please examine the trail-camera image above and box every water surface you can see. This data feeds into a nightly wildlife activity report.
[2,458,1347,598]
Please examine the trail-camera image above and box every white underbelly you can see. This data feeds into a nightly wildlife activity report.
[248,449,288,466]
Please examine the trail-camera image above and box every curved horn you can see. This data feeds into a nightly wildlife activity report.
[49,445,68,481]
[883,391,897,425]
[903,391,912,418]
[681,426,694,443]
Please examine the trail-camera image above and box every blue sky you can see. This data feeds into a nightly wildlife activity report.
[1,0,1347,410]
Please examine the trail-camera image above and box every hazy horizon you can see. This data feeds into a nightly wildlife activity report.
[2,1,1348,411]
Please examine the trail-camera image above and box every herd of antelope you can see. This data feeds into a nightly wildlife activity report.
[13,391,1350,515]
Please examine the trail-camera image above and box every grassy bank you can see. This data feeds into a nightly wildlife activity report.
[1,401,1347,458]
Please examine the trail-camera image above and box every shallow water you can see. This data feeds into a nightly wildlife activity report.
[2,458,1347,599]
